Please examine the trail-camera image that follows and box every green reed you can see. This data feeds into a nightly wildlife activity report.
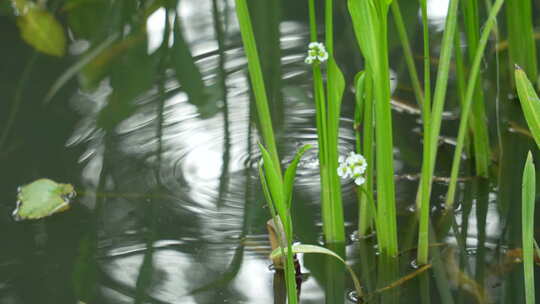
[354,72,375,236]
[234,0,280,168]
[505,0,537,84]
[348,0,398,257]
[417,0,460,264]
[259,144,312,304]
[420,0,431,115]
[390,0,424,107]
[521,152,536,304]
[445,0,505,207]
[461,0,491,177]
[234,0,298,301]
[307,0,346,243]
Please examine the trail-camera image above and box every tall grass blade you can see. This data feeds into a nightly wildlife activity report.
[234,0,280,168]
[355,72,375,236]
[417,0,460,264]
[445,0,505,207]
[259,145,298,304]
[505,0,537,83]
[521,152,536,304]
[284,144,312,209]
[461,0,491,177]
[390,0,424,106]
[515,67,540,149]
[326,0,347,244]
[349,0,398,257]
[270,244,363,298]
[307,0,345,243]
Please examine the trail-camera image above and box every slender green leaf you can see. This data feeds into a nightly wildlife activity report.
[284,145,312,209]
[354,72,366,127]
[445,0,504,207]
[461,0,491,177]
[417,0,460,264]
[522,152,536,304]
[506,0,537,82]
[235,0,280,169]
[349,0,398,257]
[515,67,540,149]
[258,143,285,216]
[270,244,363,298]
[390,0,423,106]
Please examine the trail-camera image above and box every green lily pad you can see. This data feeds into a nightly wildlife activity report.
[13,178,76,221]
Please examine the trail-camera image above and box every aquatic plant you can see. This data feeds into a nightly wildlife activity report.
[521,152,536,304]
[307,0,346,244]
[515,66,540,149]
[354,71,375,236]
[416,0,459,264]
[445,0,505,207]
[505,0,537,84]
[348,0,398,258]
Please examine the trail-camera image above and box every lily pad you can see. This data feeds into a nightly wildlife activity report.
[12,178,76,221]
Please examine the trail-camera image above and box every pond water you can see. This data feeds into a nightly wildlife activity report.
[0,0,539,303]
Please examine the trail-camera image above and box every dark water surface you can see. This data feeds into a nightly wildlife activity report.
[1,0,539,303]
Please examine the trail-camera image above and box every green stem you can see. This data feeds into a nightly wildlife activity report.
[417,0,460,265]
[445,0,504,207]
[390,1,424,107]
[234,0,281,173]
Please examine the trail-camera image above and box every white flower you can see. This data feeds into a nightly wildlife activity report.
[354,177,365,186]
[337,165,347,177]
[337,152,367,186]
[305,42,328,65]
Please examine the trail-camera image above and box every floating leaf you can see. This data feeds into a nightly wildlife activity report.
[15,2,66,56]
[12,178,76,220]
[270,244,363,298]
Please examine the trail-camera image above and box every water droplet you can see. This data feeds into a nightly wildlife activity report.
[347,290,365,303]
[12,200,22,222]
[317,235,325,246]
[350,230,375,242]
[465,248,477,256]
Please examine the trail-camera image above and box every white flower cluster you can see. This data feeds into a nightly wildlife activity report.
[337,152,367,186]
[305,42,329,64]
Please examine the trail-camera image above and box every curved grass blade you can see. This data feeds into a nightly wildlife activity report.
[515,67,540,149]
[522,152,536,304]
[284,144,312,209]
[445,0,504,208]
[270,244,363,298]
[258,143,285,215]
[235,0,280,168]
